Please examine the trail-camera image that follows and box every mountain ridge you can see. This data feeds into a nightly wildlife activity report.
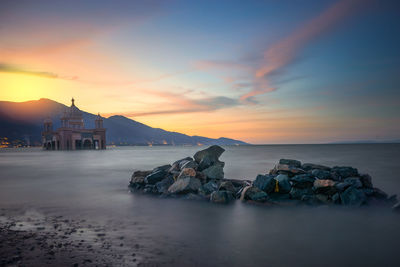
[0,98,248,146]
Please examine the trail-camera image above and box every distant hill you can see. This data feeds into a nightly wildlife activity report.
[0,98,248,146]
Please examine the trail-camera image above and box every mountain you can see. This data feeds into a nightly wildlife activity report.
[0,98,248,146]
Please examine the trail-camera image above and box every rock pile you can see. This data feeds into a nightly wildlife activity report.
[129,145,399,210]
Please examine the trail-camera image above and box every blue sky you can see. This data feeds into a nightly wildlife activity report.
[1,0,399,143]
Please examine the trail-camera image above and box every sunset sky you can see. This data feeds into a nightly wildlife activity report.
[1,0,399,144]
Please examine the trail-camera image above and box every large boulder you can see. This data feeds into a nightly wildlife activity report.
[241,186,268,202]
[340,187,366,206]
[194,145,225,170]
[253,174,276,193]
[302,163,331,172]
[168,177,202,194]
[144,169,169,184]
[279,159,302,168]
[194,145,225,163]
[331,166,358,180]
[202,161,224,180]
[275,174,291,194]
[181,160,198,170]
[169,157,192,172]
[291,174,315,189]
[210,190,235,204]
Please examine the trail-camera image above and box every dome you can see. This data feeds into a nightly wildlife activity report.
[68,98,83,119]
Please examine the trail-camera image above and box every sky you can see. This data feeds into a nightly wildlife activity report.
[0,0,399,144]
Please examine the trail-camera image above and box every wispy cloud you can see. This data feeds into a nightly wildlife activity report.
[239,0,369,102]
[103,91,239,117]
[0,63,78,80]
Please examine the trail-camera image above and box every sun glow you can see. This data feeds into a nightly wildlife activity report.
[0,73,54,102]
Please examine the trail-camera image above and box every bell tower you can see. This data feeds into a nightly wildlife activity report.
[95,113,103,128]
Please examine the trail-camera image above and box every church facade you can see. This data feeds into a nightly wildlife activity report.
[42,98,106,150]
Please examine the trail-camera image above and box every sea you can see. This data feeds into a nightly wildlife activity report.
[0,144,399,266]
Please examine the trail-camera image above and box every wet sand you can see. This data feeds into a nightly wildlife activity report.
[0,208,167,267]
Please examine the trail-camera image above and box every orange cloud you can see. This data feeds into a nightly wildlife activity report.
[103,90,239,117]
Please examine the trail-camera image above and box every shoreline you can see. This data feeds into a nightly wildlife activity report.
[0,208,162,267]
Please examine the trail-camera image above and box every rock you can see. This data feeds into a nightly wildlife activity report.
[178,168,196,179]
[271,164,306,176]
[343,177,363,188]
[332,193,341,204]
[155,177,175,194]
[279,159,302,168]
[340,187,366,206]
[143,184,156,194]
[195,171,207,182]
[202,162,224,180]
[362,188,375,196]
[291,174,315,189]
[218,181,236,193]
[167,177,202,194]
[194,145,225,164]
[210,190,235,204]
[181,160,198,170]
[302,163,331,172]
[153,164,172,173]
[130,170,151,185]
[392,202,400,213]
[289,187,313,199]
[335,182,351,192]
[331,166,358,180]
[241,186,268,202]
[311,169,332,180]
[144,170,168,184]
[172,157,192,167]
[199,181,219,196]
[359,174,373,188]
[275,174,291,194]
[253,174,276,193]
[313,179,337,195]
[225,178,249,188]
[372,188,388,199]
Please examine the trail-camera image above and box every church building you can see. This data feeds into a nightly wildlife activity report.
[42,98,106,150]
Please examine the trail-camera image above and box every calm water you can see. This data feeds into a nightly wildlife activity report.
[1,144,399,266]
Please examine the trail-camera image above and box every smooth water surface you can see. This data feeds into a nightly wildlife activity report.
[0,144,399,266]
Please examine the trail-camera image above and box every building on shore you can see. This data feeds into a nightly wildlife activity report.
[42,98,106,150]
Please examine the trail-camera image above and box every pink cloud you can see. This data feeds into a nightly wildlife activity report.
[241,0,370,102]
